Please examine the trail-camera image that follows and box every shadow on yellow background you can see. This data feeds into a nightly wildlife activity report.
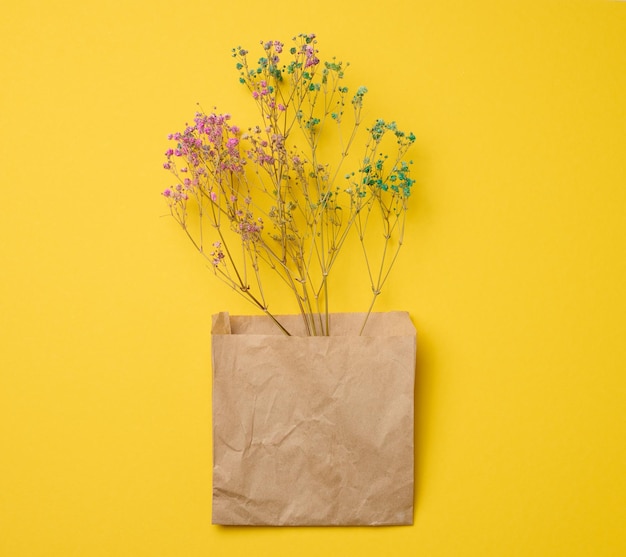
[1,1,625,555]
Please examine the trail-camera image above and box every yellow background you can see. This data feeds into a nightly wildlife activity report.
[1,1,625,555]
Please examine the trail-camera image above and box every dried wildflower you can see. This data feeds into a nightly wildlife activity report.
[162,35,416,336]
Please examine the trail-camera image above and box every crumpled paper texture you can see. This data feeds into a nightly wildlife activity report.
[211,311,416,526]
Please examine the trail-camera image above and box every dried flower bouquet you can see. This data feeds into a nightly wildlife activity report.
[162,34,415,336]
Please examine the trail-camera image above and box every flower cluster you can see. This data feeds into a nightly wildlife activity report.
[210,241,225,267]
[162,35,416,336]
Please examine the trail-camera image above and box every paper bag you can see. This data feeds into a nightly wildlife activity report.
[211,311,416,526]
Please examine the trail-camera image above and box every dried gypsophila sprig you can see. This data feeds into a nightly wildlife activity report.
[162,33,416,336]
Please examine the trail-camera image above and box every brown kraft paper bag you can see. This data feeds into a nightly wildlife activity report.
[211,311,416,526]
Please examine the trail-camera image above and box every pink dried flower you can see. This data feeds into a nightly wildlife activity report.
[305,56,319,68]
